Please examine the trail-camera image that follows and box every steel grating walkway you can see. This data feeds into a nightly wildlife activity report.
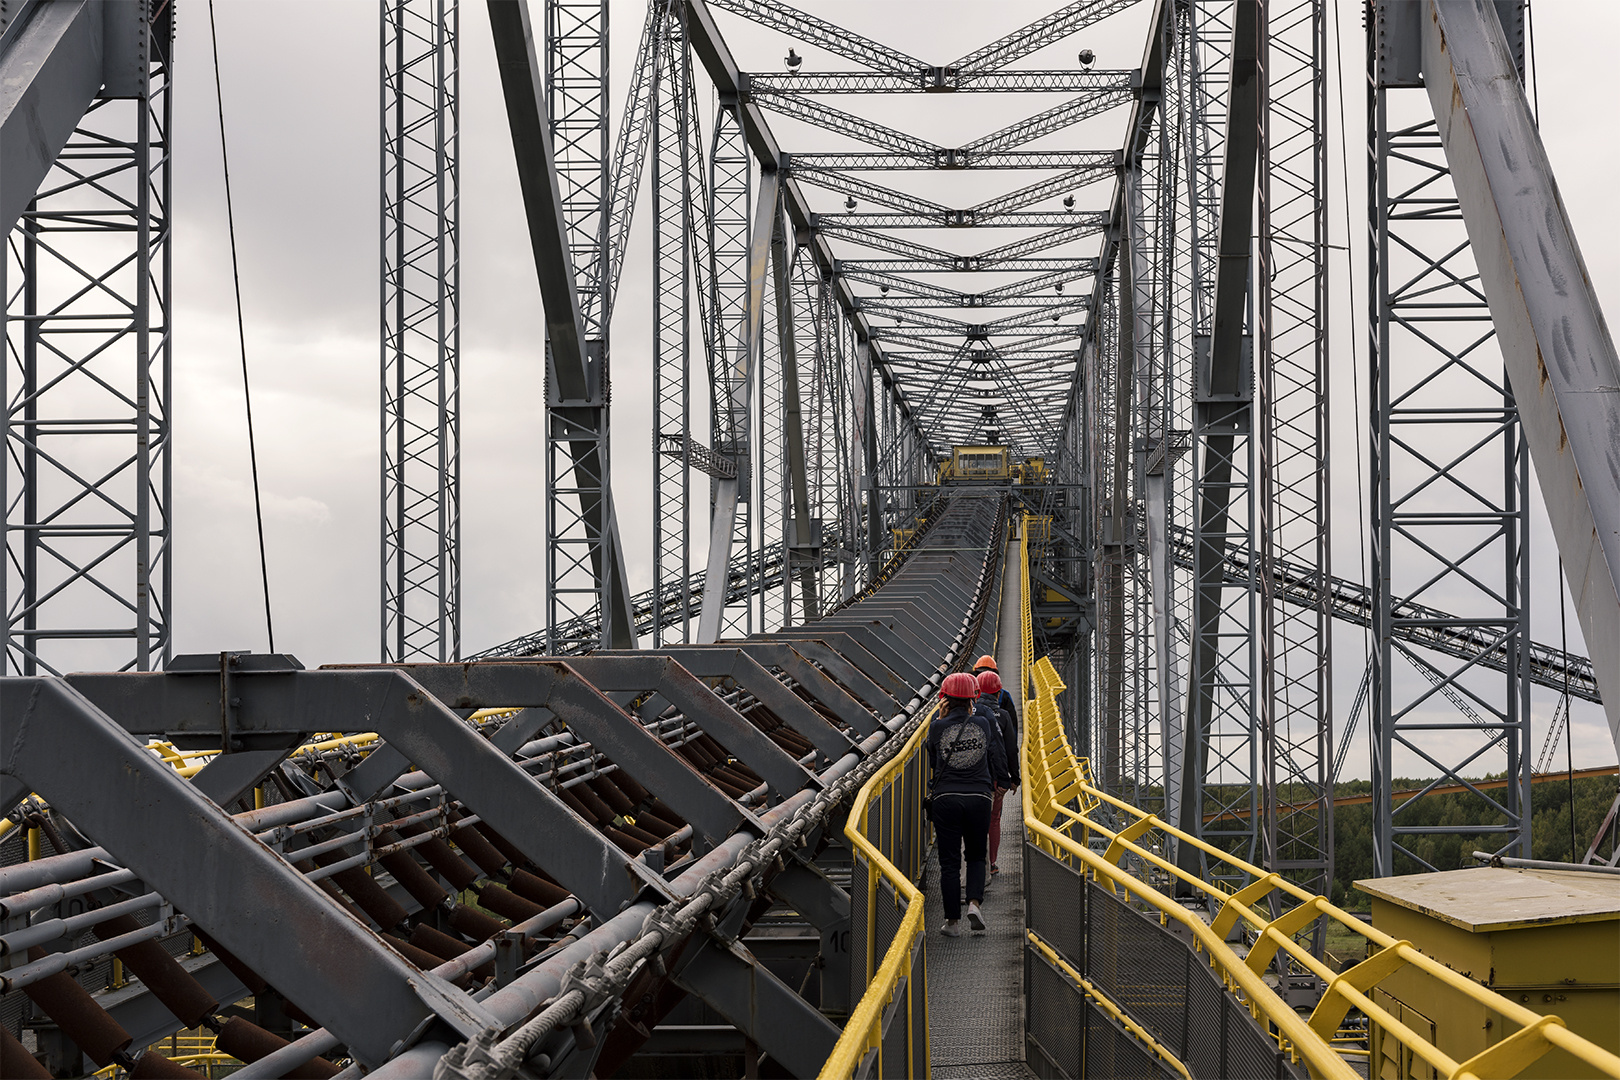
[926,539,1036,1080]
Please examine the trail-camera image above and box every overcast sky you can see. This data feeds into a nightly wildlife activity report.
[162,0,1617,777]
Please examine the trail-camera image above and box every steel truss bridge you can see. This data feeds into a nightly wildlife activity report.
[0,0,1617,1078]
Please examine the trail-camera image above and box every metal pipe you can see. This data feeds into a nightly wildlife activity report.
[1,866,138,918]
[1,912,185,993]
[229,1028,344,1080]
[1471,850,1620,876]
[368,777,845,1079]
[0,890,162,956]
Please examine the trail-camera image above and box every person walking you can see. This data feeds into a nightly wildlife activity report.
[928,671,1010,937]
[976,669,1020,875]
[972,655,1020,730]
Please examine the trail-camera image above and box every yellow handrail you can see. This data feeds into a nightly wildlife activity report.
[1015,512,1620,1080]
[819,704,936,1079]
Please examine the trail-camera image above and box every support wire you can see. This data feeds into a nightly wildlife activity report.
[208,0,276,653]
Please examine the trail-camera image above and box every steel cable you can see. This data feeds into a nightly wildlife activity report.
[207,0,276,652]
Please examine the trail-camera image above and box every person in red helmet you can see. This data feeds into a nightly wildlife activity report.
[973,654,1020,874]
[928,670,1010,936]
[976,669,1020,875]
[973,654,1019,727]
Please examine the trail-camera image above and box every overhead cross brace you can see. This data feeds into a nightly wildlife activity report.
[705,0,923,74]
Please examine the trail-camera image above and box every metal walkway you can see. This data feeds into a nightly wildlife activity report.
[926,539,1035,1080]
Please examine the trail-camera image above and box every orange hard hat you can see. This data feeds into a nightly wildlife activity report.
[973,655,997,672]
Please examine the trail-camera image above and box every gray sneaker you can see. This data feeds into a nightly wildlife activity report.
[941,920,962,938]
[966,902,986,932]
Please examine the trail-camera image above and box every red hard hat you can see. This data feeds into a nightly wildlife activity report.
[974,655,997,672]
[977,670,1003,696]
[940,672,980,700]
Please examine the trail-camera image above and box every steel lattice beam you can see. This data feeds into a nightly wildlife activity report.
[383,0,460,662]
[3,1,173,676]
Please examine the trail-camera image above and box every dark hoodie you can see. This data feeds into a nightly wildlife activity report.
[978,693,1020,788]
[928,698,1011,797]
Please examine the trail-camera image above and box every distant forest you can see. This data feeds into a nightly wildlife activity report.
[1328,772,1618,909]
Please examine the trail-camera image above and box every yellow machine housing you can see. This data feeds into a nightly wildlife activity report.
[1019,456,1047,483]
[946,444,1011,480]
[1356,867,1619,1079]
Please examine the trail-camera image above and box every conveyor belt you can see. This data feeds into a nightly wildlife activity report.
[0,493,1007,1078]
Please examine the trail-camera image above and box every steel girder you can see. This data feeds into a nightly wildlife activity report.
[1177,0,1260,883]
[382,0,461,663]
[704,0,923,74]
[1368,0,1532,875]
[1257,0,1332,920]
[747,69,1136,95]
[1169,525,1599,702]
[0,4,90,222]
[949,0,1145,74]
[1,0,172,676]
[785,149,1120,170]
[652,0,696,645]
[698,163,776,642]
[487,0,635,652]
[1420,0,1620,752]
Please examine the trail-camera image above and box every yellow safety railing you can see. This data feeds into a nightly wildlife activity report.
[1015,513,1620,1080]
[819,705,935,1079]
[93,1033,243,1079]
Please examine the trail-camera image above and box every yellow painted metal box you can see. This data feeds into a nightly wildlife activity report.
[1356,867,1619,1079]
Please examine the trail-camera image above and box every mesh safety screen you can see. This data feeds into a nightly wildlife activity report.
[1086,880,1188,1054]
[1026,946,1083,1079]
[1083,997,1178,1080]
[879,974,910,1079]
[850,854,871,1009]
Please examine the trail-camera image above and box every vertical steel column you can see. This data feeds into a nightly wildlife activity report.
[1179,0,1259,883]
[1094,275,1126,792]
[773,232,815,625]
[756,207,784,632]
[857,338,881,588]
[798,265,841,613]
[2,12,172,675]
[1149,0,1190,837]
[795,257,847,617]
[1257,0,1332,914]
[1128,140,1177,819]
[699,101,752,639]
[651,1,692,645]
[1159,0,1220,860]
[542,0,635,651]
[382,0,460,662]
[1368,0,1531,875]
